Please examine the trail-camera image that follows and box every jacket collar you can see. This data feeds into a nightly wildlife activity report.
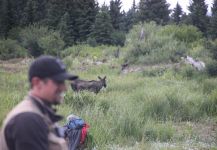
[28,94,63,123]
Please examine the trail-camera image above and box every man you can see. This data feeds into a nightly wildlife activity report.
[0,55,78,150]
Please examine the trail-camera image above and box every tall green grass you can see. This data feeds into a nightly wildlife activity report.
[1,44,217,149]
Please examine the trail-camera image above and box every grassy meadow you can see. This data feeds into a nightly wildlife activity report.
[1,23,217,149]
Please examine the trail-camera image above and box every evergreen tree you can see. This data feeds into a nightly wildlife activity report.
[46,0,66,29]
[91,5,114,45]
[22,0,47,26]
[0,0,10,37]
[125,0,138,31]
[77,0,98,42]
[209,0,217,39]
[58,12,76,46]
[58,0,98,44]
[171,2,183,24]
[139,0,170,25]
[109,0,123,30]
[180,13,191,25]
[9,0,28,26]
[189,0,208,35]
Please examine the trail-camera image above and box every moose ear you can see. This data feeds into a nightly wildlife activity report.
[98,76,102,80]
[104,76,106,79]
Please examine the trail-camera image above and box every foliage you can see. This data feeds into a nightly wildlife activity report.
[124,23,187,64]
[160,25,203,45]
[206,60,217,76]
[171,2,183,24]
[111,30,126,46]
[125,6,138,32]
[19,24,64,57]
[188,0,208,35]
[109,0,123,30]
[138,0,170,25]
[209,0,217,39]
[207,39,217,60]
[1,51,217,149]
[91,6,114,45]
[200,89,217,116]
[0,39,27,60]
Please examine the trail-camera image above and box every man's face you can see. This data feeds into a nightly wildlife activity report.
[32,77,67,104]
[41,79,67,104]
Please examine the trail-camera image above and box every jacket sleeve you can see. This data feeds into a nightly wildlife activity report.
[5,112,49,150]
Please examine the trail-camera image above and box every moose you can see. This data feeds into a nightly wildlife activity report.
[71,76,107,94]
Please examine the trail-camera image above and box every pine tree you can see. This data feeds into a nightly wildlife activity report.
[109,0,123,30]
[0,0,10,37]
[139,0,170,25]
[46,0,66,29]
[209,0,217,39]
[125,0,138,31]
[9,0,28,26]
[180,13,191,24]
[57,0,98,44]
[22,0,47,26]
[77,0,98,42]
[91,5,114,45]
[58,12,76,46]
[189,0,208,35]
[171,2,183,24]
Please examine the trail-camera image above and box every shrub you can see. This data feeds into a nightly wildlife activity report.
[7,27,22,40]
[200,90,217,116]
[124,23,187,65]
[0,39,27,60]
[38,32,65,56]
[87,37,97,47]
[111,31,126,46]
[207,39,217,60]
[19,24,65,57]
[160,25,203,45]
[206,60,217,76]
[202,79,217,94]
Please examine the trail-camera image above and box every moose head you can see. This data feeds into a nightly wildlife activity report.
[98,76,107,88]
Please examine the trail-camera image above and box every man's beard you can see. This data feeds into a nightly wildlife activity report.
[53,92,65,105]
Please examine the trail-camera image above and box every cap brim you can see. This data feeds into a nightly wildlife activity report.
[51,72,78,81]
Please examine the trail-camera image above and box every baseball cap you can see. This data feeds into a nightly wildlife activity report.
[28,55,78,82]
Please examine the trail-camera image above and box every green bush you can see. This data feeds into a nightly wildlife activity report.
[200,90,217,116]
[202,79,217,94]
[111,31,126,46]
[19,24,65,57]
[207,39,217,60]
[38,33,65,56]
[124,23,187,65]
[87,37,97,47]
[7,27,22,40]
[0,39,27,60]
[160,25,203,45]
[206,61,217,77]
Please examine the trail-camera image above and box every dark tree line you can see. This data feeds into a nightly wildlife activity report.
[1,0,217,47]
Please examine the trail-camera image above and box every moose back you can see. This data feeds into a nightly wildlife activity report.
[71,76,107,94]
